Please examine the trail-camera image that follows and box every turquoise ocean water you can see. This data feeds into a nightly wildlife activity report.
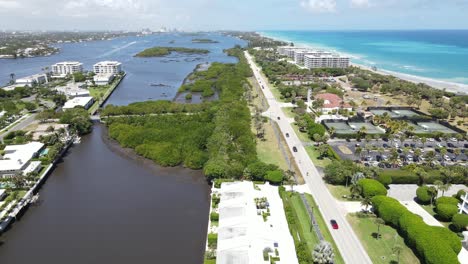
[262,30,468,85]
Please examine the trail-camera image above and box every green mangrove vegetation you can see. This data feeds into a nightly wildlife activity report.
[192,38,219,43]
[135,46,210,57]
[106,47,261,179]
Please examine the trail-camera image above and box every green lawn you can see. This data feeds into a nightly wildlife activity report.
[254,121,289,171]
[281,191,344,264]
[292,123,311,143]
[326,184,352,201]
[282,107,296,118]
[305,145,332,168]
[347,214,421,264]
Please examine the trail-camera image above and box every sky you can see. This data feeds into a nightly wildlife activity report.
[0,0,467,31]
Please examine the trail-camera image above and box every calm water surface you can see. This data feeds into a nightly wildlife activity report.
[0,33,244,263]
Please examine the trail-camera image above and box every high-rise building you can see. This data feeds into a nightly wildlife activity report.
[93,61,122,74]
[51,61,83,77]
[304,54,350,69]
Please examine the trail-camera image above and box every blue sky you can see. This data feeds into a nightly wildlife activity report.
[0,0,467,30]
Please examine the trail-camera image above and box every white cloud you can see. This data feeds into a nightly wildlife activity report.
[351,0,370,8]
[301,0,336,13]
[0,0,21,9]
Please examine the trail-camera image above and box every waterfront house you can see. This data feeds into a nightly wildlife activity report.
[0,142,44,178]
[93,74,115,86]
[62,96,94,110]
[15,74,48,87]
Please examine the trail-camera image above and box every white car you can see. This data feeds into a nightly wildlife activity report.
[444,155,451,161]
[449,138,458,142]
[428,138,435,142]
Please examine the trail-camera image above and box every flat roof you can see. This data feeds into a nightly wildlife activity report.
[0,142,44,172]
[63,96,93,109]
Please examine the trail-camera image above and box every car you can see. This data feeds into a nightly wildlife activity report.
[447,148,454,153]
[285,133,289,137]
[383,143,389,148]
[355,143,360,147]
[293,146,297,152]
[464,143,468,148]
[277,116,280,120]
[330,219,339,229]
[449,137,458,142]
[444,155,451,161]
[410,143,416,148]
[436,143,443,148]
[404,143,410,147]
[378,163,385,168]
[428,138,435,142]
[447,143,456,148]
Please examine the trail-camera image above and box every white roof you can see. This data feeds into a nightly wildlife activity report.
[23,160,42,175]
[93,74,114,81]
[0,142,44,172]
[216,182,298,264]
[63,96,93,109]
[53,61,82,66]
[94,61,121,66]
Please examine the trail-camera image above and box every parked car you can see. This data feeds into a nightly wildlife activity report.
[449,137,458,142]
[383,143,389,148]
[330,219,339,229]
[447,143,456,148]
[428,138,435,142]
[293,146,297,152]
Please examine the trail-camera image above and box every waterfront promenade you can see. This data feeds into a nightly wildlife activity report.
[245,51,373,264]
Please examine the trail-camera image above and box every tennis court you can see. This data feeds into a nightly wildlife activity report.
[414,122,457,134]
[391,109,420,117]
[369,109,399,118]
[349,122,385,134]
[324,122,355,134]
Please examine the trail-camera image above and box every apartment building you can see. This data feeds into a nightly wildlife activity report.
[304,54,350,69]
[294,50,333,65]
[51,61,83,77]
[93,61,122,74]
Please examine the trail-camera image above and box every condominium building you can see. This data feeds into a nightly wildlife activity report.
[459,193,468,214]
[51,61,83,77]
[304,54,350,69]
[277,46,305,59]
[93,61,122,74]
[294,50,333,65]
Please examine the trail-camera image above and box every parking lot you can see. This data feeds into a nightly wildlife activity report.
[329,137,468,168]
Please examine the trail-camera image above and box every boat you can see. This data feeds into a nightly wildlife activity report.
[29,194,40,205]
[150,83,170,87]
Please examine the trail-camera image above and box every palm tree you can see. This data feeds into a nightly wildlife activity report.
[374,218,385,240]
[454,148,461,160]
[312,241,335,264]
[428,186,437,205]
[328,127,336,138]
[414,167,428,185]
[350,183,362,199]
[433,180,443,198]
[392,244,403,263]
[9,73,15,84]
[439,182,452,197]
[355,147,363,160]
[285,170,296,192]
[361,196,372,212]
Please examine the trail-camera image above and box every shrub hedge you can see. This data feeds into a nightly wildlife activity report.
[377,173,392,187]
[452,214,468,232]
[357,179,387,198]
[435,203,458,222]
[416,186,432,205]
[371,195,461,264]
[435,196,459,206]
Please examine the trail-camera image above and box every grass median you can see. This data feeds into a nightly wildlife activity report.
[347,213,420,264]
[281,190,344,264]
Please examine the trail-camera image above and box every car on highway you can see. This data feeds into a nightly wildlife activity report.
[277,116,280,120]
[293,146,298,152]
[285,133,289,137]
[330,219,339,229]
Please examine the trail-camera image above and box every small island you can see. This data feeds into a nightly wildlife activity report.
[135,46,210,57]
[192,38,219,43]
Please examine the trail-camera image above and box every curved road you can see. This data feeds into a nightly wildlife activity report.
[245,51,372,264]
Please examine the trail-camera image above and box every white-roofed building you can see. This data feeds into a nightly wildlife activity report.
[216,181,298,264]
[93,61,122,74]
[15,74,48,87]
[93,74,115,85]
[51,61,83,77]
[55,82,90,98]
[62,96,94,110]
[0,142,44,177]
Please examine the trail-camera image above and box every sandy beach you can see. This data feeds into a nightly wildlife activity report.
[260,33,468,95]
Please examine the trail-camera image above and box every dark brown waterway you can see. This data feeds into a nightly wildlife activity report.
[0,125,211,264]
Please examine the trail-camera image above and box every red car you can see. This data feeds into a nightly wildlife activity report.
[330,219,339,229]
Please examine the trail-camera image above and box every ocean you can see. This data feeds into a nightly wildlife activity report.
[261,30,468,85]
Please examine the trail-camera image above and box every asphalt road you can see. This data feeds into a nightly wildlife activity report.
[246,51,373,264]
[0,113,37,141]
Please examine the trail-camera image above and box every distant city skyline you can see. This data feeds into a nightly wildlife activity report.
[0,0,467,31]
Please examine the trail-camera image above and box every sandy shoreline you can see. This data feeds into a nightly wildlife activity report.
[259,32,467,95]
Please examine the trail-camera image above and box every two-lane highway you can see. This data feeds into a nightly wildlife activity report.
[245,51,372,264]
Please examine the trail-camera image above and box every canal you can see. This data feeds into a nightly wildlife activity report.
[0,125,211,263]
